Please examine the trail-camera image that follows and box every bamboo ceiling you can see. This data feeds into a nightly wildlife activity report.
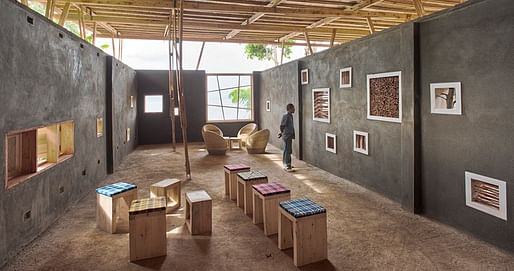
[34,0,468,46]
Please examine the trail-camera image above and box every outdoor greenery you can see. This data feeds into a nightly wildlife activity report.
[244,41,294,66]
[228,88,251,108]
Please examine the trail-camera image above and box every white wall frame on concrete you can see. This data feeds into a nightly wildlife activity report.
[301,69,309,85]
[465,171,507,221]
[367,71,402,123]
[339,67,352,88]
[325,133,336,153]
[430,82,462,115]
[353,130,369,155]
[312,88,330,123]
[266,100,271,112]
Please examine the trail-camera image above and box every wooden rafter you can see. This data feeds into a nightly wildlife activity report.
[412,0,426,17]
[366,17,376,33]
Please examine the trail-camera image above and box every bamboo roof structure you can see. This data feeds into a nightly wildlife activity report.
[33,0,468,46]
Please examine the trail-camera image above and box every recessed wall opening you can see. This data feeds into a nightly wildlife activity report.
[126,128,130,142]
[130,96,134,108]
[465,172,507,220]
[144,95,163,113]
[312,88,330,123]
[353,131,369,155]
[97,118,103,137]
[26,16,33,25]
[339,67,352,88]
[301,69,308,85]
[174,107,179,116]
[325,133,336,153]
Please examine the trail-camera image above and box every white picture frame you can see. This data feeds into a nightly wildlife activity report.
[325,133,336,153]
[301,69,309,85]
[465,171,507,220]
[367,71,402,123]
[265,100,271,112]
[353,131,369,155]
[339,67,352,88]
[430,82,462,115]
[312,88,330,123]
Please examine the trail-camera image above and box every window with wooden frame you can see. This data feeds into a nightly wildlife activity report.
[465,171,507,220]
[353,131,369,155]
[5,121,74,189]
[340,67,352,88]
[312,88,330,123]
[206,74,253,122]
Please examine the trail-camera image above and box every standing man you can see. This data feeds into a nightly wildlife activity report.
[278,104,295,170]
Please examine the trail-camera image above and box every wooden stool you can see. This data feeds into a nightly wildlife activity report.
[278,198,327,267]
[150,179,181,213]
[185,190,212,235]
[129,197,167,261]
[223,164,250,200]
[252,182,291,235]
[236,171,268,215]
[228,137,242,150]
[96,182,137,233]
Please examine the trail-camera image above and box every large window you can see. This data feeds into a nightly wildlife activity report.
[207,74,253,122]
[5,121,74,189]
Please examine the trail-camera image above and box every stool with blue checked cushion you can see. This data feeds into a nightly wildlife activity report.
[278,198,327,267]
[223,164,250,201]
[236,171,268,215]
[129,197,167,261]
[252,182,291,236]
[96,182,137,233]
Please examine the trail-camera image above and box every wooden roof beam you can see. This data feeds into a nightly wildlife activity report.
[412,0,426,16]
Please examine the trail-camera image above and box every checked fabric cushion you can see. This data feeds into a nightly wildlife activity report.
[279,198,326,218]
[96,182,137,197]
[253,182,290,196]
[129,197,166,215]
[237,171,267,181]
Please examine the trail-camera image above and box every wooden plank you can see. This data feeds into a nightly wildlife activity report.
[58,1,71,26]
[60,121,74,156]
[413,0,426,16]
[225,0,285,40]
[45,125,58,163]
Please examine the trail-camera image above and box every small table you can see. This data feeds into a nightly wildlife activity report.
[236,171,268,215]
[224,136,242,150]
[278,198,327,267]
[224,164,250,200]
[185,190,212,235]
[96,182,137,233]
[252,182,291,236]
[129,197,167,261]
[150,179,181,213]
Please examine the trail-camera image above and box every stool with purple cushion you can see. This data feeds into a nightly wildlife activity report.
[236,171,268,214]
[223,164,250,200]
[252,182,291,236]
[96,182,138,233]
[278,198,327,267]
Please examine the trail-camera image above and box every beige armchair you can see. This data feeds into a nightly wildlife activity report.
[237,123,258,146]
[202,124,223,137]
[245,129,270,154]
[202,130,228,155]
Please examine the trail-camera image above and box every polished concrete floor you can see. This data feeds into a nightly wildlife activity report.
[4,143,514,270]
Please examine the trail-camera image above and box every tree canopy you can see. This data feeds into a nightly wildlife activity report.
[244,41,294,66]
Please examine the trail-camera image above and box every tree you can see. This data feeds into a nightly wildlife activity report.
[244,41,294,66]
[228,88,251,108]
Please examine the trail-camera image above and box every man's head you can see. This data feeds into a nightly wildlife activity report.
[286,103,295,114]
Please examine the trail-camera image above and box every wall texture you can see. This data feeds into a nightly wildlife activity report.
[137,70,255,145]
[418,0,514,252]
[0,0,137,266]
[256,0,513,253]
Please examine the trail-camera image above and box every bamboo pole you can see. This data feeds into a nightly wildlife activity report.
[92,22,97,45]
[329,29,336,47]
[58,1,70,26]
[196,41,205,70]
[168,13,176,152]
[111,35,116,58]
[280,41,284,65]
[304,32,313,55]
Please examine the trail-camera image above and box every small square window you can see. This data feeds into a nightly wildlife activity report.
[144,95,163,113]
[353,131,368,155]
[97,118,103,137]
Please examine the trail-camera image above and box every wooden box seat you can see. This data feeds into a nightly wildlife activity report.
[150,179,181,213]
[185,190,212,235]
[278,198,327,267]
[252,182,291,236]
[223,164,250,200]
[96,182,137,234]
[236,171,268,215]
[129,197,167,262]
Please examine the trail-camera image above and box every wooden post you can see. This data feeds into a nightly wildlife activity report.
[413,0,425,17]
[58,1,71,26]
[280,41,285,65]
[329,29,336,47]
[304,32,313,55]
[196,42,205,70]
[92,22,97,45]
[168,15,176,152]
[111,35,116,58]
[45,0,53,19]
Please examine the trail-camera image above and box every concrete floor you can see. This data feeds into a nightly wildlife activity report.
[3,143,514,270]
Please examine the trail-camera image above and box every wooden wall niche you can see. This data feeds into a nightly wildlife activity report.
[430,82,462,115]
[339,67,352,88]
[367,71,402,123]
[266,100,271,112]
[301,69,309,85]
[465,171,507,220]
[97,118,103,137]
[325,133,336,153]
[130,96,134,108]
[353,131,369,155]
[312,88,330,123]
[126,128,131,142]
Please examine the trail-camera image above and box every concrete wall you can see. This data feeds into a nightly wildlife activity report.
[137,70,255,145]
[256,0,513,253]
[418,0,514,252]
[0,0,137,266]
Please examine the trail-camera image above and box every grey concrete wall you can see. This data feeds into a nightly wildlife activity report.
[418,0,514,252]
[137,70,255,145]
[0,0,138,266]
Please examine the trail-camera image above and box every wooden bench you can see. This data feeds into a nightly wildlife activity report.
[129,197,167,261]
[223,164,250,200]
[96,182,137,233]
[236,171,268,215]
[185,190,212,235]
[252,182,291,236]
[278,198,327,267]
[150,179,181,213]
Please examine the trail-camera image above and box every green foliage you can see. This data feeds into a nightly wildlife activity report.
[28,1,45,15]
[228,88,251,108]
[244,40,294,63]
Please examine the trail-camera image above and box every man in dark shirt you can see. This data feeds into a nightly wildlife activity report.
[278,104,295,170]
